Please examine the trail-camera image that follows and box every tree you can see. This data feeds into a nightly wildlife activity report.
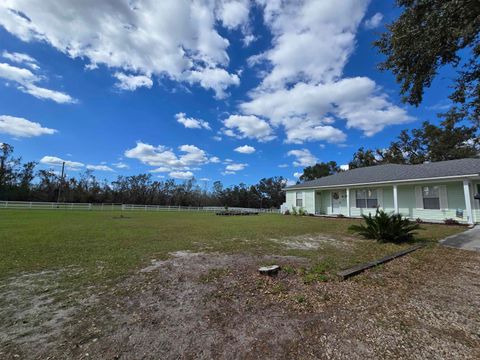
[300,162,340,181]
[375,0,480,125]
[349,148,378,169]
[355,116,479,167]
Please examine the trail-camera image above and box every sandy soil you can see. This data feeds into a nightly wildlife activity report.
[1,247,480,359]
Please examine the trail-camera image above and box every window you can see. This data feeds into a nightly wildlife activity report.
[356,189,378,208]
[422,186,440,209]
[296,192,303,207]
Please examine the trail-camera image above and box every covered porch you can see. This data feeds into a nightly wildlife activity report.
[308,180,480,225]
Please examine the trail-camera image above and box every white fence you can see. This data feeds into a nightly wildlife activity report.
[0,201,280,213]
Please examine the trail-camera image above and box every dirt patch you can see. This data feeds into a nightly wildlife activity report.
[0,267,94,358]
[271,233,355,250]
[2,247,480,359]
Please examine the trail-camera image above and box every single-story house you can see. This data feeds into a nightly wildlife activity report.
[284,158,480,224]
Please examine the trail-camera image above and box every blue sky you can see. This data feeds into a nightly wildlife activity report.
[0,0,455,186]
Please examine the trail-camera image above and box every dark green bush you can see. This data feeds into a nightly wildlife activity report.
[349,209,420,243]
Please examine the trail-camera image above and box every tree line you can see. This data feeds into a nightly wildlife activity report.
[0,143,286,208]
[300,116,479,181]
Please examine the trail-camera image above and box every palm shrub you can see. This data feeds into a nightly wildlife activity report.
[348,209,420,243]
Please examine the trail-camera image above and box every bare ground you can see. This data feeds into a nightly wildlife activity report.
[1,246,480,359]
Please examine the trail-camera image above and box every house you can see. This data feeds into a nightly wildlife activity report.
[284,158,480,224]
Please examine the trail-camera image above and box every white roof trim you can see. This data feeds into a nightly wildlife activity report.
[286,174,480,191]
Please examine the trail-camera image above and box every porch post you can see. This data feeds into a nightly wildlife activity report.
[346,188,351,217]
[393,185,399,214]
[463,180,474,225]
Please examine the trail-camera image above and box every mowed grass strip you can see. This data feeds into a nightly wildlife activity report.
[0,210,466,286]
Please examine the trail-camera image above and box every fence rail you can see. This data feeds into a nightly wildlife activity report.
[0,201,280,213]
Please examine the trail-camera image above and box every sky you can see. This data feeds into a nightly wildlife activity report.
[0,0,456,186]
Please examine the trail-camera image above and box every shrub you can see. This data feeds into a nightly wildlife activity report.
[415,218,423,224]
[348,209,420,243]
[291,207,298,216]
[284,209,291,215]
[298,208,307,216]
[444,218,460,225]
[337,214,346,218]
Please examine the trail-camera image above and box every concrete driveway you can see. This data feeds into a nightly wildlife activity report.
[440,226,480,251]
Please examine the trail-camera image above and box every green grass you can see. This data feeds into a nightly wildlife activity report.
[0,210,466,288]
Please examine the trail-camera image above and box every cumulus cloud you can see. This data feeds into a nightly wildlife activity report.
[169,171,194,179]
[234,145,255,154]
[40,156,84,170]
[223,162,247,174]
[223,115,275,142]
[86,164,114,171]
[175,112,211,130]
[114,72,153,91]
[0,115,57,138]
[233,1,413,144]
[287,149,318,167]
[364,13,383,29]
[0,0,246,98]
[124,141,217,175]
[0,61,76,103]
[293,172,302,179]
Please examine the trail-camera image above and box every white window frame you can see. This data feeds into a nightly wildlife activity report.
[296,191,303,207]
[422,186,440,210]
[355,189,378,209]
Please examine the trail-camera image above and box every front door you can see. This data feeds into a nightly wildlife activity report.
[331,191,342,214]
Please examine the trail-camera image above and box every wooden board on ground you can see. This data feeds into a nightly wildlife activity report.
[337,244,424,280]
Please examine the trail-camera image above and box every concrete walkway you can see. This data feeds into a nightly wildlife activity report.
[440,226,480,251]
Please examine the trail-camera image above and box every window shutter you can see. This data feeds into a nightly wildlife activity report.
[415,186,423,209]
[377,188,383,208]
[351,189,357,207]
[439,185,448,210]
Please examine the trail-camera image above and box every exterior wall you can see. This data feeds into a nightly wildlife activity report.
[286,180,478,223]
[303,190,315,214]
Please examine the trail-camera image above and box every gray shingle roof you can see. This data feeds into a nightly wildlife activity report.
[286,158,480,190]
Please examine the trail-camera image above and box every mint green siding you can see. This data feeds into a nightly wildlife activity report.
[285,180,477,224]
[303,190,315,214]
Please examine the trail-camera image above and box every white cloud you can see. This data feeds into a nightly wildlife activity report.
[186,67,240,99]
[199,177,210,181]
[0,62,76,103]
[175,112,211,130]
[169,171,194,179]
[234,1,413,144]
[234,145,255,154]
[40,156,84,170]
[254,0,369,89]
[364,13,383,29]
[222,162,247,174]
[86,164,114,171]
[0,0,245,98]
[114,72,153,91]
[2,51,39,69]
[278,164,288,168]
[113,162,129,169]
[340,164,349,171]
[226,162,247,171]
[287,149,318,167]
[223,114,275,142]
[0,115,57,138]
[124,142,217,173]
[293,172,302,179]
[241,78,413,141]
[216,0,250,30]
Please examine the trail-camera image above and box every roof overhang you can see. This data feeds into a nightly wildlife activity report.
[285,174,480,191]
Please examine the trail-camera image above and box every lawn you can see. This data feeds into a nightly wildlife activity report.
[1,210,476,359]
[0,210,465,285]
